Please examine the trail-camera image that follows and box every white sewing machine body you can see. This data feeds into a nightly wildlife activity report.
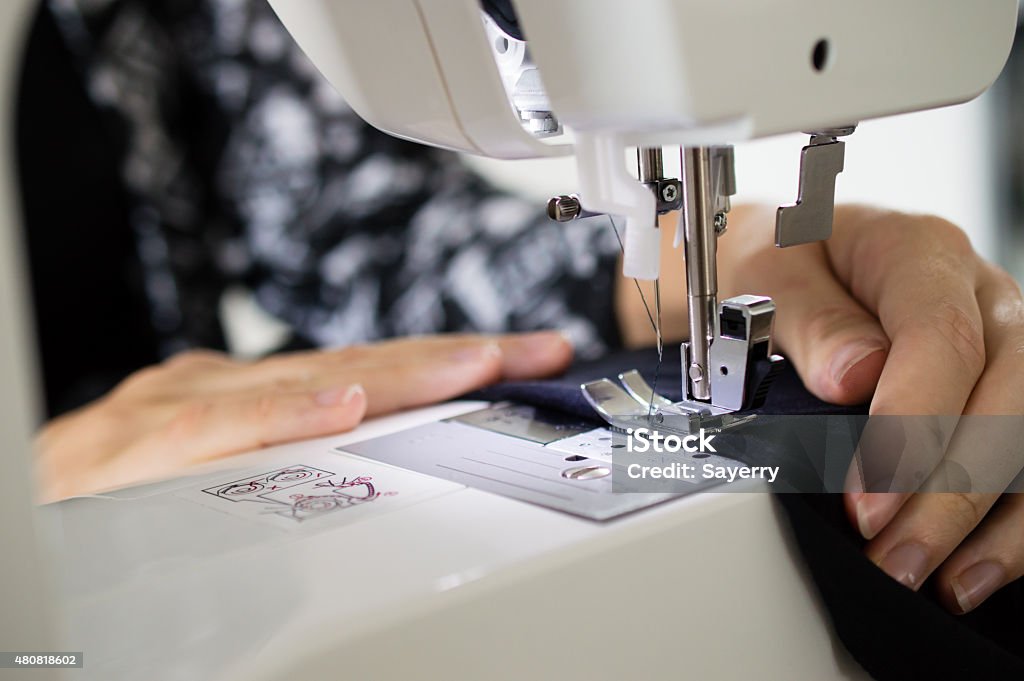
[48,402,871,681]
[269,0,1015,156]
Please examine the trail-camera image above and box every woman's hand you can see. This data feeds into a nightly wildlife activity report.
[36,331,572,503]
[717,204,1024,614]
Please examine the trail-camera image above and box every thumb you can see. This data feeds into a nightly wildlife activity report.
[772,277,889,405]
[722,208,889,404]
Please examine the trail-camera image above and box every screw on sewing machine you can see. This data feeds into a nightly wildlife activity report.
[713,212,728,235]
[546,194,606,223]
[547,194,581,222]
[661,183,679,203]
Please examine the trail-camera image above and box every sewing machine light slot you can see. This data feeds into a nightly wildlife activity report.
[564,455,588,462]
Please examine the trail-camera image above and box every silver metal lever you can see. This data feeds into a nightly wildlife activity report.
[775,125,856,248]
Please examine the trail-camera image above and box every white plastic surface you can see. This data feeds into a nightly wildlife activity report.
[0,1,59,678]
[267,0,566,159]
[267,0,472,152]
[272,0,1015,152]
[416,0,570,158]
[51,403,869,681]
[515,0,1016,143]
[574,132,660,280]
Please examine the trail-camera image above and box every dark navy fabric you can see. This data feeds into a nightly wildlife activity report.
[468,348,1024,680]
[470,347,865,421]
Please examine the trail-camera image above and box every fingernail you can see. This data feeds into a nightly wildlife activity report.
[316,384,364,407]
[952,561,1006,614]
[878,542,930,589]
[450,343,502,363]
[830,341,886,388]
[855,493,903,539]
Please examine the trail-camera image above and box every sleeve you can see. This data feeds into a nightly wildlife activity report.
[54,0,628,359]
[46,0,237,356]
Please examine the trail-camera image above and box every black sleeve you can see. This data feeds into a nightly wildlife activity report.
[193,1,626,357]
[44,0,627,362]
[18,1,160,415]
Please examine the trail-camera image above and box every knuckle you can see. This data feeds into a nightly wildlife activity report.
[986,264,1024,300]
[112,365,165,395]
[329,344,372,364]
[269,377,306,392]
[937,492,989,534]
[245,394,288,449]
[920,218,974,257]
[863,216,975,273]
[924,300,986,375]
[858,219,905,260]
[163,400,214,441]
[803,303,865,342]
[250,394,280,426]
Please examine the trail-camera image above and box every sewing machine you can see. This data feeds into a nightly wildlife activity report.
[269,0,1017,428]
[0,1,1016,679]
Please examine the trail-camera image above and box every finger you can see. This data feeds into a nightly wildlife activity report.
[828,211,985,539]
[716,206,889,404]
[844,414,958,537]
[934,494,1024,614]
[826,208,985,417]
[949,263,1024,415]
[861,491,1000,591]
[307,331,573,379]
[856,267,1024,589]
[744,239,889,405]
[162,349,235,369]
[345,343,507,416]
[850,265,1024,537]
[187,332,573,395]
[187,383,369,455]
[108,350,240,401]
[495,331,575,380]
[89,383,369,493]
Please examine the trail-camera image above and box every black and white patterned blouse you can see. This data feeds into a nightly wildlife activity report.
[46,0,624,360]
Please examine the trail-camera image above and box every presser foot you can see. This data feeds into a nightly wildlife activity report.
[581,370,757,436]
[580,295,786,436]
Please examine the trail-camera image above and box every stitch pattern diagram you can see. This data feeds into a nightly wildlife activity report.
[202,465,397,523]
